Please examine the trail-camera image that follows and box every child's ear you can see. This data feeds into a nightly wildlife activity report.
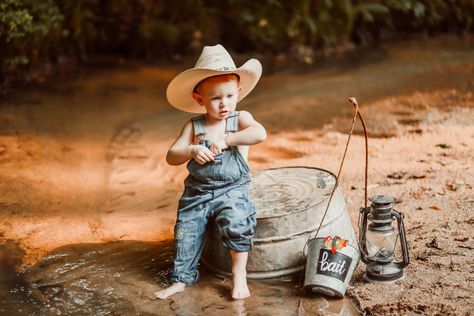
[237,85,242,94]
[192,92,204,106]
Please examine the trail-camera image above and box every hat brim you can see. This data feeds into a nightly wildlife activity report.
[166,59,262,113]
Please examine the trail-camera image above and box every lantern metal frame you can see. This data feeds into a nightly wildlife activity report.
[359,195,410,282]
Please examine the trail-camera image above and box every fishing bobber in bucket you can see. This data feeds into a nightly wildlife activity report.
[201,167,358,280]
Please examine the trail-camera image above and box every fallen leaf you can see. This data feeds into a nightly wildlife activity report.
[436,143,451,149]
[430,205,441,211]
[409,128,423,134]
[446,182,458,191]
[387,172,407,179]
[408,174,426,179]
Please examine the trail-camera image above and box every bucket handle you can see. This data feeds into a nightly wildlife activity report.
[303,97,369,257]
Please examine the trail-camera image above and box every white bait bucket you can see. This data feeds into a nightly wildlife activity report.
[304,237,359,298]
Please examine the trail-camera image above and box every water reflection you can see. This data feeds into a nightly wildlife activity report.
[0,240,359,315]
[232,300,246,315]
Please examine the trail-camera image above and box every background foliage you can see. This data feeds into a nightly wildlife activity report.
[1,0,473,82]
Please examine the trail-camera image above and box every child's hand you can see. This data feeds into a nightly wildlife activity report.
[210,139,228,155]
[190,145,215,164]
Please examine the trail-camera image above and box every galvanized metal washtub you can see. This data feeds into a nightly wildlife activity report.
[201,166,358,279]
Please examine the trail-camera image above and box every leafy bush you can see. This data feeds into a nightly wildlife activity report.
[1,0,473,83]
[1,0,62,78]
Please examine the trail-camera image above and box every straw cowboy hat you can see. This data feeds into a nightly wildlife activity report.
[166,44,262,113]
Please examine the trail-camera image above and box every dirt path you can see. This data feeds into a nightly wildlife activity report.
[0,35,473,315]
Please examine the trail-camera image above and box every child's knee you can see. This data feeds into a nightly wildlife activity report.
[216,207,256,252]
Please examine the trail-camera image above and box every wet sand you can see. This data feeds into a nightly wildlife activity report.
[0,35,473,315]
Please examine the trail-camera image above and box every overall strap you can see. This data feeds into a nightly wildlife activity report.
[225,111,239,133]
[191,115,206,139]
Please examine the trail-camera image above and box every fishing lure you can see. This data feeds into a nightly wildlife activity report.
[324,235,349,254]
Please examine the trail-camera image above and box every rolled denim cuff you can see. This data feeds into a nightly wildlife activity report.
[170,271,199,285]
[222,238,253,252]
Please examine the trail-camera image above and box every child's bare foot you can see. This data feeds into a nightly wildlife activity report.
[154,282,185,299]
[232,271,250,299]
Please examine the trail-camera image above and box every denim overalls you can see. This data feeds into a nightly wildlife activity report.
[170,111,256,285]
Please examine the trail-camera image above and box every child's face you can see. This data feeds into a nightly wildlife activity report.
[192,76,241,120]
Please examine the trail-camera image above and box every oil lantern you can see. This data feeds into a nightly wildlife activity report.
[359,195,410,282]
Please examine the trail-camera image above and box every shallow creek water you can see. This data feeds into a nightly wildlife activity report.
[1,240,358,315]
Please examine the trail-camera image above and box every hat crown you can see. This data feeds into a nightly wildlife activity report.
[194,44,237,71]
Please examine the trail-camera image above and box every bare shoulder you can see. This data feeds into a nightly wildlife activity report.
[176,119,192,135]
[183,119,193,131]
[238,110,261,128]
[173,119,194,144]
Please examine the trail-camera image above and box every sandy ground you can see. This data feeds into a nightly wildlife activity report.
[0,35,473,315]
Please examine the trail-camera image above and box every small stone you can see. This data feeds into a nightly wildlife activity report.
[416,251,429,261]
[426,238,441,249]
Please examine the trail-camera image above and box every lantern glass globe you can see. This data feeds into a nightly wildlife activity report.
[366,229,399,262]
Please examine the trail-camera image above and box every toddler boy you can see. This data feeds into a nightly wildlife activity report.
[155,44,266,300]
